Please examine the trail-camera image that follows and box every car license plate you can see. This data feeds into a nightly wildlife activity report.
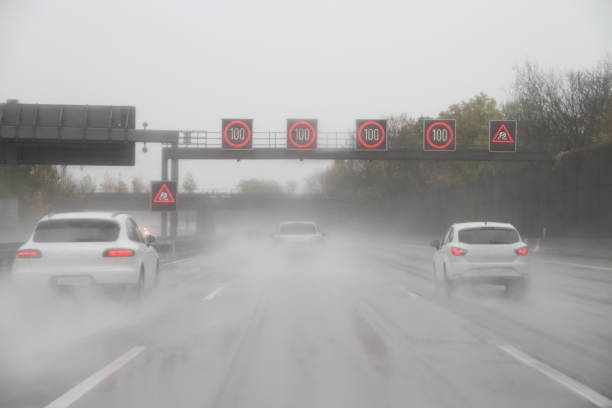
[55,276,92,286]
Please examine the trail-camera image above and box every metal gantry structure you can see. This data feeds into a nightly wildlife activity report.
[0,101,556,240]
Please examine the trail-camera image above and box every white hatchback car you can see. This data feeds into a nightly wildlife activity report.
[12,212,159,295]
[431,222,529,295]
[273,221,325,245]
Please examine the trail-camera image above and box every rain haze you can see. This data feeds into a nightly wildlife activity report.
[0,0,610,189]
[1,1,612,408]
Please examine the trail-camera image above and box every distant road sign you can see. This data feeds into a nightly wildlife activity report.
[489,120,517,152]
[287,119,317,150]
[356,120,387,151]
[222,119,253,149]
[424,119,456,151]
[151,181,177,211]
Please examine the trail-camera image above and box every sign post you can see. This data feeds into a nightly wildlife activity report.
[222,119,253,150]
[356,120,387,151]
[287,119,317,150]
[151,181,177,212]
[489,120,517,152]
[423,119,456,151]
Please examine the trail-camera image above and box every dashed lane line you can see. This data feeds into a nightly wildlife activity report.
[44,346,146,408]
[498,343,612,408]
[203,286,224,301]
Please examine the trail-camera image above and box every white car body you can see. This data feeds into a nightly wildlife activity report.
[432,222,529,290]
[273,221,325,245]
[12,212,158,291]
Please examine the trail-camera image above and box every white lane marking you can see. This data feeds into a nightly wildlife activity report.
[498,343,612,407]
[45,346,146,408]
[203,286,224,301]
[539,260,612,272]
[402,288,421,298]
[162,257,194,267]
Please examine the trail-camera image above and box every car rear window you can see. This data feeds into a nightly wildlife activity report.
[33,219,120,242]
[279,223,317,235]
[458,227,519,244]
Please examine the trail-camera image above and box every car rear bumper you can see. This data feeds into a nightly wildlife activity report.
[11,268,140,286]
[447,263,529,286]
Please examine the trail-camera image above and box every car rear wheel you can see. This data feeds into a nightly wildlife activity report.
[128,267,145,300]
[442,265,454,296]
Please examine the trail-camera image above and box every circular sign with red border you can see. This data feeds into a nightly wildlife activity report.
[222,119,252,149]
[356,120,387,150]
[287,119,317,149]
[424,119,456,151]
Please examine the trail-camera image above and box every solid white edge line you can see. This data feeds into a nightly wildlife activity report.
[498,343,612,407]
[45,346,146,408]
[203,286,224,301]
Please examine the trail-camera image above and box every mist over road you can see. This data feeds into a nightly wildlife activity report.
[1,233,610,408]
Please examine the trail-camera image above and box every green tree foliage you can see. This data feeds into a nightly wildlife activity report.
[237,179,283,194]
[181,173,198,193]
[0,165,78,212]
[316,93,508,198]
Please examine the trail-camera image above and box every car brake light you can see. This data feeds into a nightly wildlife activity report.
[515,246,529,256]
[16,249,42,258]
[311,235,324,241]
[274,236,284,242]
[450,247,467,256]
[103,249,135,257]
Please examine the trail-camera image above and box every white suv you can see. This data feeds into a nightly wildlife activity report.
[12,212,159,295]
[431,222,529,295]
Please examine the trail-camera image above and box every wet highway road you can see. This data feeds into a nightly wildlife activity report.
[1,236,611,408]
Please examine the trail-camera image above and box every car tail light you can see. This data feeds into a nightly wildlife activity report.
[515,246,529,256]
[450,247,467,256]
[311,235,324,241]
[103,249,135,257]
[274,236,285,242]
[16,249,42,259]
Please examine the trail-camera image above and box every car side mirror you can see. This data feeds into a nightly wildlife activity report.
[145,235,156,245]
[430,239,440,250]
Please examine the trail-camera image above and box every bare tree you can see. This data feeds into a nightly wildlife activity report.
[131,176,147,193]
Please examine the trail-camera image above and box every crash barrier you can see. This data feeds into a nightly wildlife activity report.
[151,235,212,264]
[0,242,21,275]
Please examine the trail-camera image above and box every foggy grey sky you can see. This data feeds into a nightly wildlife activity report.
[1,0,610,191]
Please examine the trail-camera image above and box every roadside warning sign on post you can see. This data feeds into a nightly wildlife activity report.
[287,119,317,150]
[151,181,177,211]
[489,120,517,152]
[423,119,456,151]
[222,119,253,149]
[356,120,387,151]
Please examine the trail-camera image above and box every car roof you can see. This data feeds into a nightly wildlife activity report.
[39,211,129,222]
[452,221,516,230]
[279,221,317,225]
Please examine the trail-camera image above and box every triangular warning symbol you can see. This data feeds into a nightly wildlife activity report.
[153,183,176,204]
[492,124,514,143]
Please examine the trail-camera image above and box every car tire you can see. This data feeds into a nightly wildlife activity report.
[154,261,160,288]
[130,266,145,300]
[442,265,454,296]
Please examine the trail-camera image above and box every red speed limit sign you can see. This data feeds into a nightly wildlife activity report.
[222,119,253,149]
[287,119,317,150]
[423,119,456,151]
[356,120,387,151]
